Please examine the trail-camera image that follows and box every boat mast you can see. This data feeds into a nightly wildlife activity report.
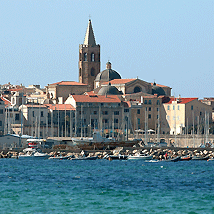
[81,104,83,138]
[65,105,67,137]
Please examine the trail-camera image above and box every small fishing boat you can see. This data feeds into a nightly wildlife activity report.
[180,156,192,161]
[70,156,98,160]
[106,154,128,160]
[49,155,69,160]
[171,156,181,162]
[128,154,153,160]
[192,156,209,161]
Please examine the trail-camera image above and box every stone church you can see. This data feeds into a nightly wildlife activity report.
[79,19,171,99]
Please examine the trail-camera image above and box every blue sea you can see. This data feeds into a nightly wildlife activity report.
[0,159,214,214]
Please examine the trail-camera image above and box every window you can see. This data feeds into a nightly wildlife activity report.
[138,118,140,125]
[41,111,44,117]
[0,109,3,114]
[79,68,82,76]
[173,105,175,110]
[144,100,147,104]
[191,105,193,110]
[200,111,202,116]
[157,115,159,119]
[93,111,97,115]
[79,53,82,61]
[157,100,160,105]
[177,116,180,120]
[148,114,151,119]
[15,114,19,121]
[167,105,170,110]
[114,119,119,123]
[32,111,35,117]
[157,108,159,111]
[149,107,151,111]
[124,109,129,112]
[91,68,95,76]
[102,119,108,123]
[134,86,141,93]
[137,109,140,114]
[84,53,87,61]
[167,116,170,120]
[148,100,151,104]
[91,119,98,126]
[91,53,95,61]
[178,105,180,110]
[114,111,119,115]
[102,111,108,115]
[0,121,2,126]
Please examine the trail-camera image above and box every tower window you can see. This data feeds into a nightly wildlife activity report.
[91,53,95,61]
[79,53,82,61]
[91,68,95,76]
[84,53,87,61]
[79,68,82,76]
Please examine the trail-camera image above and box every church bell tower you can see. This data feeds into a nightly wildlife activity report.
[79,19,100,91]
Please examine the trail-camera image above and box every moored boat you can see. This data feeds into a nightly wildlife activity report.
[192,156,209,161]
[128,154,153,160]
[171,156,181,162]
[180,156,192,161]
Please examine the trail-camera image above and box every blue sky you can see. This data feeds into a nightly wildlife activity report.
[0,0,213,98]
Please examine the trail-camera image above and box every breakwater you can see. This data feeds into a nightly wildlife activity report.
[1,146,214,160]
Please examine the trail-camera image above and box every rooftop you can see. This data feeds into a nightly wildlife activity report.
[45,104,75,111]
[102,79,136,85]
[49,81,87,86]
[165,97,198,104]
[72,95,121,103]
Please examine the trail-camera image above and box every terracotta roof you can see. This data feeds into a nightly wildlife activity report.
[151,82,170,88]
[8,88,23,92]
[49,81,87,86]
[84,91,95,95]
[24,105,48,108]
[45,104,75,111]
[165,98,198,104]
[72,95,121,103]
[1,97,11,106]
[102,79,136,85]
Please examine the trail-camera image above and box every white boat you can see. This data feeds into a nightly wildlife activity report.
[33,151,49,159]
[49,155,69,160]
[128,154,153,160]
[18,148,49,159]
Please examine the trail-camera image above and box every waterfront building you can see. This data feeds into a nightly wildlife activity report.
[200,97,214,121]
[65,94,124,137]
[163,97,212,135]
[0,98,5,135]
[46,81,90,104]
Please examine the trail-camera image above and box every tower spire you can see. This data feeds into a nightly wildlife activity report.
[84,19,96,46]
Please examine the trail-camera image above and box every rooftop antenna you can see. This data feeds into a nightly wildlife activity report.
[89,14,91,20]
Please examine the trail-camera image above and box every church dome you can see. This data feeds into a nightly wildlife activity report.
[97,83,123,95]
[152,82,166,96]
[95,62,121,82]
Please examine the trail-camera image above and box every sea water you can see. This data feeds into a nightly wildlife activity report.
[0,159,214,214]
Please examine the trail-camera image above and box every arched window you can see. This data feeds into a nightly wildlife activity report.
[91,53,95,61]
[91,68,95,76]
[84,53,87,61]
[134,86,141,93]
[79,53,82,61]
[79,68,82,76]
